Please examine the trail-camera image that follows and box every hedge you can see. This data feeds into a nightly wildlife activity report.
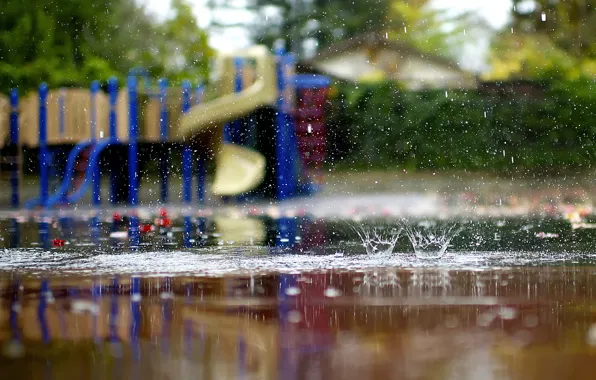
[326,79,596,174]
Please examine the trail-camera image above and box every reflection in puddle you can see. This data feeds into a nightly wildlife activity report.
[1,269,596,379]
[2,213,596,377]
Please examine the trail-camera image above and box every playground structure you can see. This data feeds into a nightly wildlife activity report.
[0,46,331,209]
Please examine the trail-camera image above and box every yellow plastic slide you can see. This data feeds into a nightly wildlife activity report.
[179,45,278,196]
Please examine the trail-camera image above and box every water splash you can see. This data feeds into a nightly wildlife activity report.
[402,220,463,259]
[350,221,402,255]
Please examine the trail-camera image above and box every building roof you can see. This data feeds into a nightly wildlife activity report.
[310,32,467,74]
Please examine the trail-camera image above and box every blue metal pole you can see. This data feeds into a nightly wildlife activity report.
[183,215,192,248]
[194,84,206,205]
[274,51,291,200]
[128,77,140,248]
[108,78,118,139]
[39,83,49,207]
[108,77,119,204]
[90,80,100,140]
[195,84,204,105]
[197,158,206,205]
[159,78,170,203]
[91,80,101,206]
[181,80,192,204]
[283,53,299,197]
[159,79,169,141]
[129,214,140,248]
[39,215,50,249]
[9,89,19,208]
[90,213,100,243]
[9,218,20,248]
[232,58,244,144]
[128,76,139,206]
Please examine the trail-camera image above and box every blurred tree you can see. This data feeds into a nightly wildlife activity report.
[207,0,474,59]
[486,0,596,80]
[0,0,117,89]
[206,0,390,55]
[156,0,213,84]
[0,0,212,91]
[511,0,595,58]
[386,0,479,59]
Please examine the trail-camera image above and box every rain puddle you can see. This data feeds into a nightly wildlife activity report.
[1,212,596,379]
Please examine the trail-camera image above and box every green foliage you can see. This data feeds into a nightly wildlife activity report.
[387,0,475,59]
[511,0,596,59]
[209,0,469,59]
[328,80,596,173]
[488,0,596,80]
[207,0,388,53]
[0,0,212,92]
[157,0,213,85]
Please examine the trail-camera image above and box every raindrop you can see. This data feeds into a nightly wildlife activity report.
[541,12,546,21]
[351,221,402,255]
[403,220,463,259]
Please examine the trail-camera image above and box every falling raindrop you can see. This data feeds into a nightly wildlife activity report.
[541,12,546,21]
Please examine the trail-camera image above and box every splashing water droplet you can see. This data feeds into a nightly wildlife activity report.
[351,221,402,255]
[402,220,463,259]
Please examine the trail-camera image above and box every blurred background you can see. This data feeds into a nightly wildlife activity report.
[1,0,594,177]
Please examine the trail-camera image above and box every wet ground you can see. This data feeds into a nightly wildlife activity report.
[2,205,596,379]
[2,170,596,379]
